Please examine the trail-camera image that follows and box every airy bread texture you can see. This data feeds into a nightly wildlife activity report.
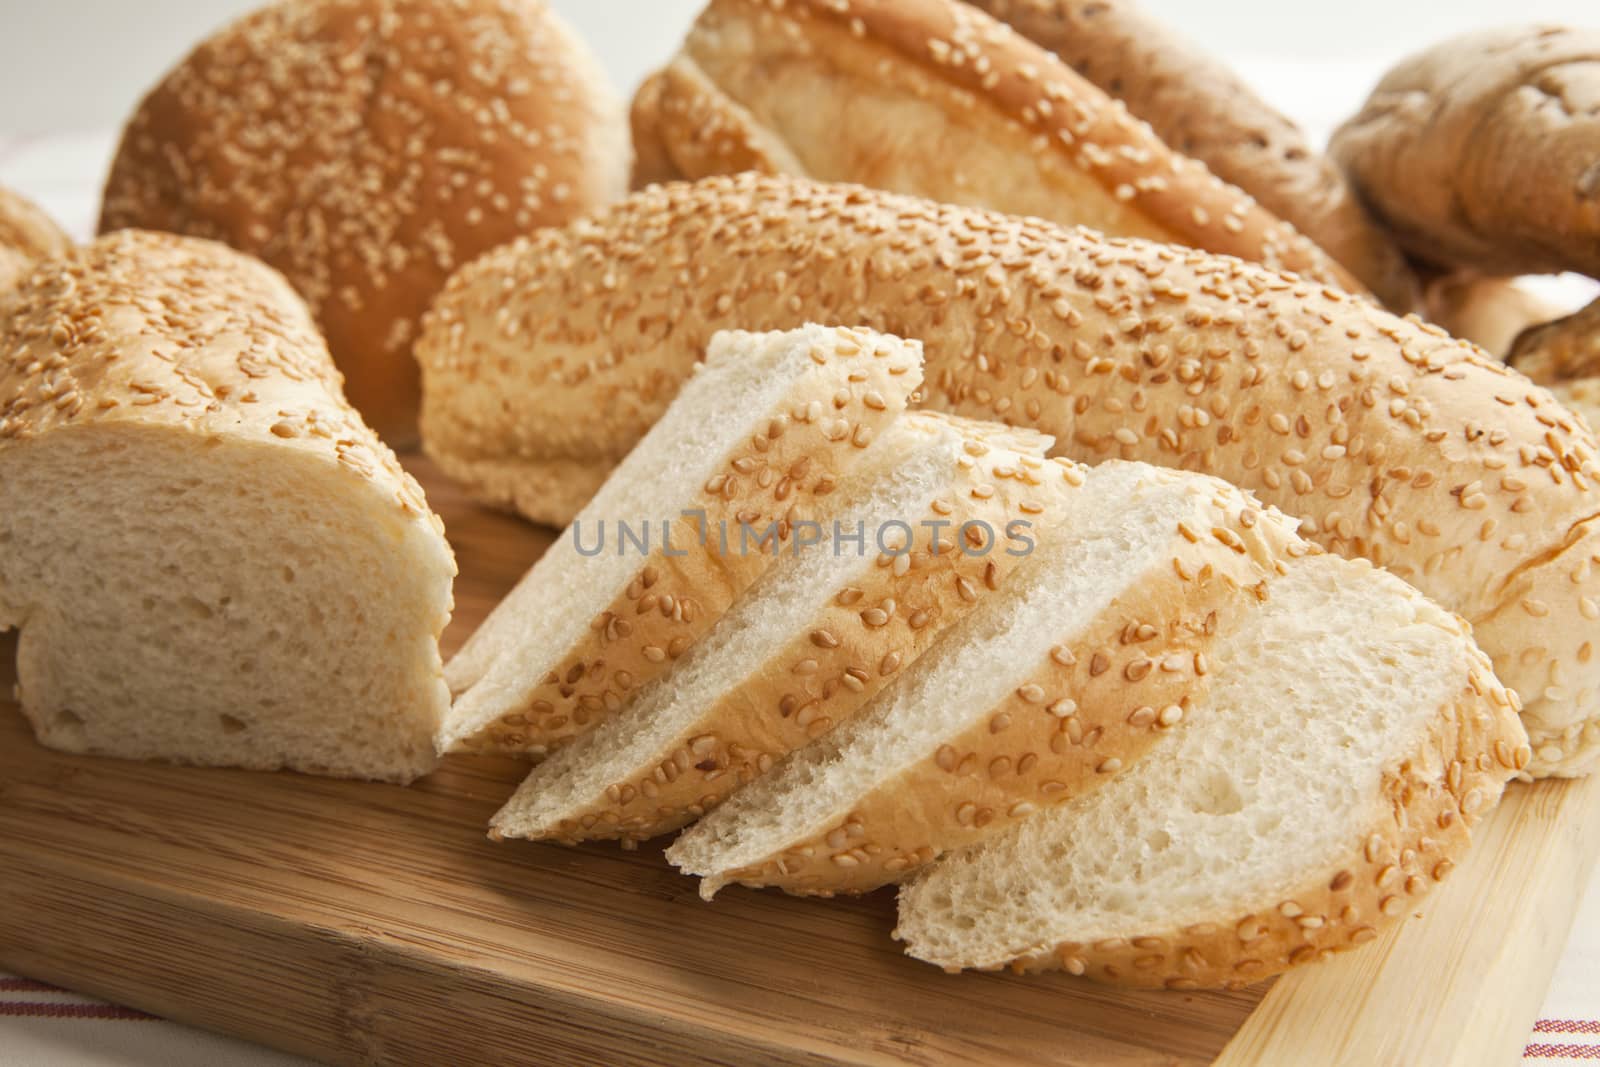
[420,174,1600,775]
[895,554,1528,988]
[99,0,628,444]
[666,464,1309,897]
[441,325,922,757]
[489,413,1072,845]
[0,185,72,293]
[0,231,455,782]
[630,0,1355,292]
[964,0,1416,311]
[1331,25,1600,277]
[1423,275,1568,359]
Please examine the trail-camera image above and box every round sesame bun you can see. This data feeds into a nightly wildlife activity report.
[99,0,628,445]
[0,185,72,293]
[419,173,1600,775]
[630,0,1360,296]
[1332,25,1600,279]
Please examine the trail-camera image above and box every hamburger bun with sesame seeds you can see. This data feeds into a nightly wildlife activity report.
[419,173,1600,776]
[666,464,1310,897]
[99,0,628,446]
[1331,26,1600,279]
[488,412,1069,847]
[895,553,1527,989]
[0,231,456,783]
[440,325,923,758]
[961,0,1418,311]
[627,0,1358,293]
[0,185,72,294]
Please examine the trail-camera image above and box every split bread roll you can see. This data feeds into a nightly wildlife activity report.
[0,185,72,293]
[630,0,1356,292]
[666,464,1308,896]
[100,0,628,444]
[1331,25,1600,278]
[964,0,1416,311]
[419,174,1600,776]
[895,554,1528,988]
[490,412,1071,845]
[0,231,455,782]
[440,325,922,757]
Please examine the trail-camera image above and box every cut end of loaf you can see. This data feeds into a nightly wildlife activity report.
[0,425,452,783]
[438,323,925,758]
[666,461,1306,896]
[895,554,1526,986]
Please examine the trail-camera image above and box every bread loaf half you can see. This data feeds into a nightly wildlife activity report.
[100,0,628,444]
[631,0,1355,292]
[419,174,1600,775]
[1331,25,1600,278]
[440,325,922,757]
[666,464,1308,897]
[489,412,1072,845]
[964,0,1416,311]
[895,554,1528,988]
[0,231,455,782]
[0,185,71,293]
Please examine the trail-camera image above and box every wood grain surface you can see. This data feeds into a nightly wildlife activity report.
[0,456,1591,1065]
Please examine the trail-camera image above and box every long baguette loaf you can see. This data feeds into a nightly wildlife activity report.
[441,324,921,757]
[666,464,1308,896]
[489,412,1071,845]
[0,231,455,782]
[964,0,1416,310]
[418,174,1600,776]
[630,0,1356,293]
[895,553,1527,988]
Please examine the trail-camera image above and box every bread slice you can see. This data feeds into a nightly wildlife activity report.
[666,464,1308,896]
[489,413,1075,845]
[894,554,1528,988]
[0,230,455,782]
[440,324,922,757]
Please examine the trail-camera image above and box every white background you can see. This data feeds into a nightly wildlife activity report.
[0,0,1595,136]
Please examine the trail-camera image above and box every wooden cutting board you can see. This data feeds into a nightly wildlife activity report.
[1,456,1596,1067]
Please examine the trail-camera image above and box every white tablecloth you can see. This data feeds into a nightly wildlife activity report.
[3,129,1599,1067]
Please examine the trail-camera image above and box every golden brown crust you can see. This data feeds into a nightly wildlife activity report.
[420,173,1600,774]
[1510,296,1600,384]
[491,418,1074,844]
[983,634,1526,989]
[639,0,1357,292]
[0,186,72,294]
[99,0,627,445]
[697,474,1311,896]
[1331,25,1600,277]
[966,0,1416,311]
[441,326,923,756]
[628,60,799,190]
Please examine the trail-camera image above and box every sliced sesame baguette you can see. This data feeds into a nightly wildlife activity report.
[635,0,1356,292]
[665,464,1308,897]
[0,231,455,783]
[895,554,1528,989]
[440,325,922,757]
[419,174,1600,775]
[489,413,1072,845]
